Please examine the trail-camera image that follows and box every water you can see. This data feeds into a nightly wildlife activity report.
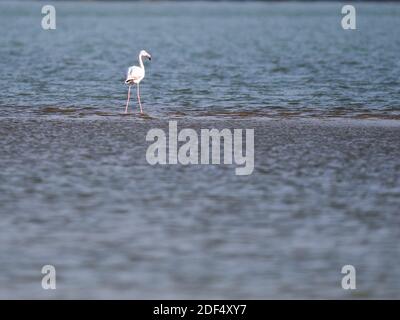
[1,1,400,118]
[0,1,399,299]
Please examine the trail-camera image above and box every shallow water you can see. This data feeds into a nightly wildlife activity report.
[0,1,400,118]
[0,2,400,299]
[1,117,400,299]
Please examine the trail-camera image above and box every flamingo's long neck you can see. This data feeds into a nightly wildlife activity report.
[138,53,145,70]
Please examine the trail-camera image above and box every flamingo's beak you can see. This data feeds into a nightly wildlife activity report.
[148,56,152,61]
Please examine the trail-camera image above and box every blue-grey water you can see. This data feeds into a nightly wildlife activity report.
[1,1,400,117]
[0,1,400,299]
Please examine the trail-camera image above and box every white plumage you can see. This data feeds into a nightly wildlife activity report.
[125,66,144,85]
[125,50,151,114]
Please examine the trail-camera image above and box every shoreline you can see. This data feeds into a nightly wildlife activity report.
[1,107,400,124]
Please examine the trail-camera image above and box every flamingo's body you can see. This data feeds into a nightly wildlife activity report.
[125,50,151,114]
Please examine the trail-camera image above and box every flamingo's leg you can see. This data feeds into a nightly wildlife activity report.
[125,85,131,114]
[137,84,143,114]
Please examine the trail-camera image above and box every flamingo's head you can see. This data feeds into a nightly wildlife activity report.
[140,50,152,61]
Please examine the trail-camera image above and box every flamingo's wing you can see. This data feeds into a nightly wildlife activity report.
[125,66,143,83]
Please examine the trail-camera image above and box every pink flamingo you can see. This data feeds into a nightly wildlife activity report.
[125,50,152,114]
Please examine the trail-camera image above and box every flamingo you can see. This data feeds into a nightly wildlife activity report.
[125,50,152,114]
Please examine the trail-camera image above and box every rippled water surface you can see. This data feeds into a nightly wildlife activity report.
[0,2,400,299]
[1,1,400,117]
